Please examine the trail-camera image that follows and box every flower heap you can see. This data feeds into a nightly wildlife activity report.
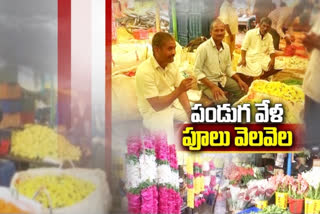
[250,80,304,104]
[223,163,254,186]
[288,174,309,199]
[126,134,182,214]
[186,156,194,208]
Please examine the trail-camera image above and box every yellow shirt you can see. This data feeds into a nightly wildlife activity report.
[219,0,239,35]
[135,56,184,120]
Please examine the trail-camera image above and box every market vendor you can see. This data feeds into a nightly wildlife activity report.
[302,13,320,149]
[237,17,283,84]
[219,0,238,58]
[268,2,305,50]
[135,32,193,144]
[194,19,248,105]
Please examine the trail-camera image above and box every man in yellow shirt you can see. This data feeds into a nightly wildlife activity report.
[136,32,193,143]
[219,0,238,58]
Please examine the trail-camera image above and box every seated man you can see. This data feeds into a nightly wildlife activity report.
[194,19,248,105]
[135,32,193,143]
[237,17,283,85]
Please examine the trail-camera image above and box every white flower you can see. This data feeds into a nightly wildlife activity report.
[302,168,320,188]
[204,176,211,186]
[157,164,171,184]
[126,163,141,189]
[139,154,157,182]
[203,162,210,171]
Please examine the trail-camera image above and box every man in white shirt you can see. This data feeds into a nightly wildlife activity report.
[194,19,248,105]
[268,3,304,50]
[302,14,320,148]
[136,32,193,144]
[219,0,238,58]
[237,17,283,84]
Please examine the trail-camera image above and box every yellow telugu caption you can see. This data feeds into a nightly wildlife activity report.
[182,127,293,151]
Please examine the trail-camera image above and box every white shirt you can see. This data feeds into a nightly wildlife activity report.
[268,7,294,38]
[303,16,320,103]
[241,28,275,58]
[135,56,183,119]
[237,28,277,77]
[219,0,239,35]
[194,38,235,87]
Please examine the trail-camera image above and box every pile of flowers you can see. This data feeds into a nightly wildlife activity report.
[223,163,254,186]
[126,134,182,214]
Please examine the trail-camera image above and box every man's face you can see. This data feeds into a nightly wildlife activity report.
[260,22,271,36]
[211,22,225,42]
[155,39,176,63]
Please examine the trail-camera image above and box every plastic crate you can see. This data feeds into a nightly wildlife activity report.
[189,0,214,13]
[0,130,11,156]
[178,35,189,46]
[0,83,21,100]
[188,12,211,40]
[132,29,149,40]
[176,12,189,36]
[176,0,189,12]
[0,160,15,186]
[237,207,262,214]
[0,100,22,113]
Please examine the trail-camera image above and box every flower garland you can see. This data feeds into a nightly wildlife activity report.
[126,134,182,214]
[126,136,142,214]
[140,135,157,214]
[186,156,194,208]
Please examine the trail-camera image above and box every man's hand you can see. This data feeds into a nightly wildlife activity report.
[268,59,275,71]
[211,85,227,102]
[238,58,247,67]
[284,35,292,45]
[238,80,249,92]
[178,77,193,93]
[303,32,320,51]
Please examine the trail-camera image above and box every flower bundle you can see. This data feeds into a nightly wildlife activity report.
[268,174,292,193]
[288,174,309,199]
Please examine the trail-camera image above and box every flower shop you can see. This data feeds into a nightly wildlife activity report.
[124,136,320,214]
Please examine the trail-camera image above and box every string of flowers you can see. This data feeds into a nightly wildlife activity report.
[126,136,142,214]
[126,133,182,214]
[186,156,194,208]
